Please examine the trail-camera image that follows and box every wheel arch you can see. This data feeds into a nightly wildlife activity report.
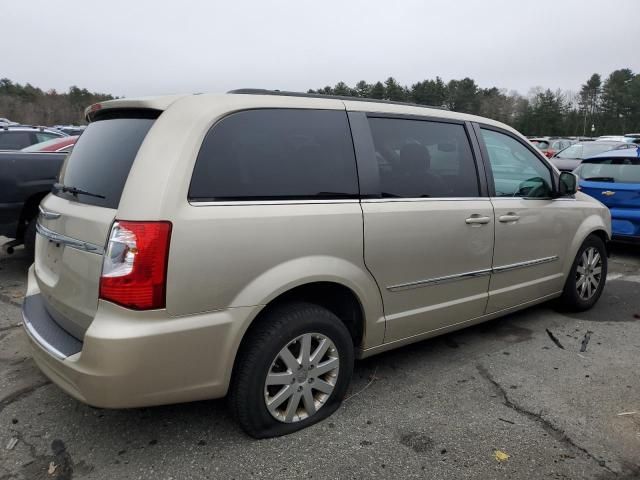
[563,215,610,277]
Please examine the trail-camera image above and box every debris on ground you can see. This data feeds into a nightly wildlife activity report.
[498,418,515,425]
[633,313,640,319]
[5,437,18,450]
[48,462,57,475]
[616,411,637,416]
[580,331,593,352]
[545,329,565,349]
[494,450,510,462]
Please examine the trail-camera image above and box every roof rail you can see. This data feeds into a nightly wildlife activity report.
[227,88,448,111]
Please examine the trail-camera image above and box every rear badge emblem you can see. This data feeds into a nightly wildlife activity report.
[601,191,615,197]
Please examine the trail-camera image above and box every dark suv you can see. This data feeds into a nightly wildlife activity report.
[0,125,66,150]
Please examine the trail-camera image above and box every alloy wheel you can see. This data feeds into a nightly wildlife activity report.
[576,246,603,300]
[264,333,339,423]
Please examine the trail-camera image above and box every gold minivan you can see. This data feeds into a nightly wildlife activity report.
[23,90,611,437]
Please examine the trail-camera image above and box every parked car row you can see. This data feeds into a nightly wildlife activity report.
[0,123,85,150]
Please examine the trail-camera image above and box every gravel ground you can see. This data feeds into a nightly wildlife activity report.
[0,239,639,480]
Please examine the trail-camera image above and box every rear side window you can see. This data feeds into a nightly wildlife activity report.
[55,117,155,208]
[0,131,33,150]
[367,117,479,198]
[189,109,358,201]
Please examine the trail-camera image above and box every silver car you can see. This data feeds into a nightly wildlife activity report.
[23,90,611,437]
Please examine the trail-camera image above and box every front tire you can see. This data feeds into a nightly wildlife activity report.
[229,302,354,438]
[558,234,607,311]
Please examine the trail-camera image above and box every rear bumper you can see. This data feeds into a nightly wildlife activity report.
[23,265,259,408]
[0,201,22,238]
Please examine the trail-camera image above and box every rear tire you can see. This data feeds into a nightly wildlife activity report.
[557,234,607,312]
[229,302,354,438]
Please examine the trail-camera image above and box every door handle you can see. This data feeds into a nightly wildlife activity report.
[465,215,491,225]
[499,213,520,223]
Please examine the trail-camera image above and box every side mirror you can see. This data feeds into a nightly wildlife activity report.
[558,171,578,196]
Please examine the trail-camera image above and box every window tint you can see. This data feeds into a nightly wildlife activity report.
[55,117,155,208]
[0,131,33,150]
[481,129,553,198]
[367,117,479,198]
[189,109,358,201]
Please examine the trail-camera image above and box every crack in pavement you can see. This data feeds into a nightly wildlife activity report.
[0,293,22,307]
[0,380,50,415]
[476,363,617,475]
[0,324,21,333]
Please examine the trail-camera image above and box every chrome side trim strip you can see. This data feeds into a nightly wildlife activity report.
[22,311,68,360]
[362,197,489,203]
[492,255,559,273]
[387,255,559,291]
[388,268,492,292]
[38,205,61,220]
[36,223,104,255]
[189,199,359,206]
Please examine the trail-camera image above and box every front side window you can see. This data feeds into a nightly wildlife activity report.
[189,109,358,201]
[481,129,553,198]
[367,117,479,198]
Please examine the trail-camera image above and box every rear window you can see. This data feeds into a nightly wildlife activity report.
[189,109,358,201]
[576,157,640,184]
[55,117,155,208]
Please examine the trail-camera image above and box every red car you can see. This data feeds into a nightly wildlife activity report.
[530,137,574,158]
[21,135,78,153]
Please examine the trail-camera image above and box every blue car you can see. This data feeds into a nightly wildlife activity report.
[574,146,640,242]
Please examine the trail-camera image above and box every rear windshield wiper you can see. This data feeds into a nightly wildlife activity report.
[54,183,105,199]
[583,177,615,182]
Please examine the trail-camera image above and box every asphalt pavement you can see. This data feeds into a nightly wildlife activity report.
[0,239,638,479]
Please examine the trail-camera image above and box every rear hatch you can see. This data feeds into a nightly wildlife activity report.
[579,180,640,209]
[35,112,157,339]
[576,156,640,208]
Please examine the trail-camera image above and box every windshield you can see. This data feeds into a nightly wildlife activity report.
[55,117,155,208]
[575,158,640,184]
[557,143,620,159]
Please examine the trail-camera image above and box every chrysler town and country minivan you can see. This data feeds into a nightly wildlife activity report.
[23,90,611,438]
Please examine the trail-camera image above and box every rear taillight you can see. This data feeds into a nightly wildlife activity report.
[99,221,172,310]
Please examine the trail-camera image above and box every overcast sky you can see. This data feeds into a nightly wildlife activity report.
[2,0,639,98]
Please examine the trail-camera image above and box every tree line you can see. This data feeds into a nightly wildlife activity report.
[1,69,639,135]
[0,78,113,126]
[308,69,640,136]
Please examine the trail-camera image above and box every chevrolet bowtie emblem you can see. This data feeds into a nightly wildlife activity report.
[602,191,616,197]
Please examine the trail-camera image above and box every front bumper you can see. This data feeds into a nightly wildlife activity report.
[23,266,259,408]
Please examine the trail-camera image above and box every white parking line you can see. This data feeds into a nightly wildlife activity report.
[607,272,640,283]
